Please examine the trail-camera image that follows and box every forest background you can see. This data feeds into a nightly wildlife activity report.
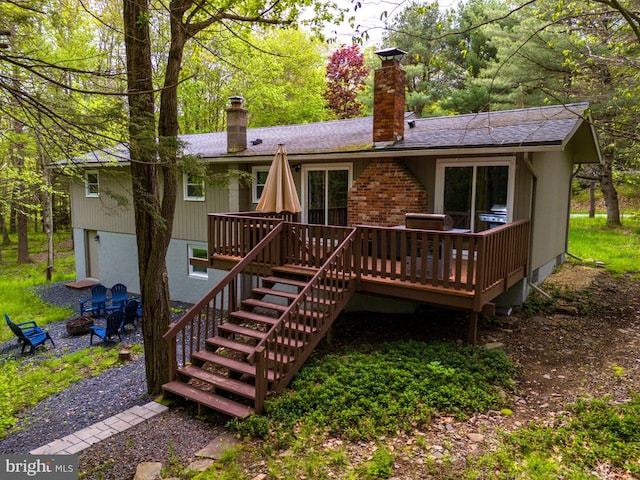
[0,0,638,393]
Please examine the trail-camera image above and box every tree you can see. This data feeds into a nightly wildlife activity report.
[325,44,369,119]
[122,0,334,394]
[383,1,462,116]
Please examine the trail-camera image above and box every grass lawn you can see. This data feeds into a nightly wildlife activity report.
[568,214,640,274]
[0,231,76,344]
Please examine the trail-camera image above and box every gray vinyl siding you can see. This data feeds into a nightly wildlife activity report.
[70,166,135,234]
[529,150,573,272]
[173,164,230,241]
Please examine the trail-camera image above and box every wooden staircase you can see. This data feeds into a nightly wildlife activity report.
[162,223,357,418]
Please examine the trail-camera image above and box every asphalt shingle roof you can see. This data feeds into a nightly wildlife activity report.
[75,102,590,164]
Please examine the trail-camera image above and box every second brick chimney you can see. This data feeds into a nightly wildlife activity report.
[227,96,247,153]
[373,48,406,147]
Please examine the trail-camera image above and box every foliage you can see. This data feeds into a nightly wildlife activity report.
[383,1,463,117]
[324,44,369,119]
[230,340,515,442]
[359,445,395,479]
[0,345,143,438]
[179,29,329,132]
[470,395,640,477]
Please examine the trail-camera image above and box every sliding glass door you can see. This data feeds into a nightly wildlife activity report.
[302,165,352,226]
[436,158,514,232]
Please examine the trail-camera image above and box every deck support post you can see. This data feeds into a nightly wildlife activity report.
[326,325,334,345]
[468,312,478,345]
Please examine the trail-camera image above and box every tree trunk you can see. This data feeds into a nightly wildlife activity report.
[1,213,10,245]
[123,0,171,395]
[10,113,31,263]
[16,208,30,263]
[600,157,621,227]
[589,181,596,218]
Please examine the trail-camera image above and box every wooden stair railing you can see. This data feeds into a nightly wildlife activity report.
[162,222,357,418]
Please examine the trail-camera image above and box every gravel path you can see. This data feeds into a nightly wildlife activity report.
[0,282,208,463]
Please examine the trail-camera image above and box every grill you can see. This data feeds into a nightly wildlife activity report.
[477,205,507,229]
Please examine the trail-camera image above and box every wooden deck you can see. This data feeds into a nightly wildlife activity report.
[206,213,530,314]
[163,213,529,418]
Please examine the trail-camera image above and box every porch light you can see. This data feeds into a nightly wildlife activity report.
[374,47,407,63]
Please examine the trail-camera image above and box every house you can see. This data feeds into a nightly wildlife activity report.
[68,49,601,416]
[69,51,600,307]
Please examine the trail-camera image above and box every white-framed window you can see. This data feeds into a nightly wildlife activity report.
[188,244,208,279]
[434,157,515,232]
[301,163,352,226]
[252,166,270,203]
[184,174,205,201]
[85,170,99,197]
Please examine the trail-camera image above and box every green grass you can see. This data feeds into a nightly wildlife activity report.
[0,230,76,343]
[0,344,144,438]
[568,214,640,274]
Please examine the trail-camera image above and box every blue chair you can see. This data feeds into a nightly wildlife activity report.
[79,284,108,317]
[89,311,124,345]
[5,314,55,354]
[122,299,139,331]
[105,283,131,313]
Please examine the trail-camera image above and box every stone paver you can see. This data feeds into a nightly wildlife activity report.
[29,401,168,455]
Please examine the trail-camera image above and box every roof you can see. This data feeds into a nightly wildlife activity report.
[73,102,599,165]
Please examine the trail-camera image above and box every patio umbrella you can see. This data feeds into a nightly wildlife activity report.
[256,144,302,214]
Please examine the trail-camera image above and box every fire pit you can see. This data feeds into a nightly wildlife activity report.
[66,316,94,336]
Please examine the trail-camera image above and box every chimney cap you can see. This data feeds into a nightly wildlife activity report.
[375,47,407,61]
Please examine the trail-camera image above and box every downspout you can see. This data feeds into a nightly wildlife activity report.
[522,153,551,299]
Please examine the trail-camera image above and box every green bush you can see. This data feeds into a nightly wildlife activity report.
[472,395,640,477]
[231,341,515,442]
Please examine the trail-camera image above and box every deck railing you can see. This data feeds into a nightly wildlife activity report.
[206,213,530,313]
[252,227,357,393]
[164,222,285,382]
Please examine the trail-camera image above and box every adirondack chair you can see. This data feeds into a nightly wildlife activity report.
[4,314,55,354]
[104,283,131,313]
[122,299,139,331]
[89,311,124,345]
[79,284,108,317]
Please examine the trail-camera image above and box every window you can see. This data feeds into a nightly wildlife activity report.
[184,174,205,201]
[252,166,270,203]
[188,245,208,278]
[435,158,515,232]
[85,171,99,197]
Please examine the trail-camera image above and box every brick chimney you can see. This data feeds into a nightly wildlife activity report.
[227,96,247,153]
[347,159,427,227]
[373,48,407,147]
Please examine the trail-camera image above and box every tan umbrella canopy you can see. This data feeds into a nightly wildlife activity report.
[256,144,302,214]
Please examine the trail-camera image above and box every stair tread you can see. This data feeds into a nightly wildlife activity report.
[192,350,277,381]
[242,298,288,312]
[162,381,253,418]
[272,265,318,277]
[262,276,309,288]
[230,310,279,325]
[192,350,256,375]
[218,322,268,339]
[178,365,256,399]
[285,322,318,334]
[208,336,255,355]
[252,287,299,300]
